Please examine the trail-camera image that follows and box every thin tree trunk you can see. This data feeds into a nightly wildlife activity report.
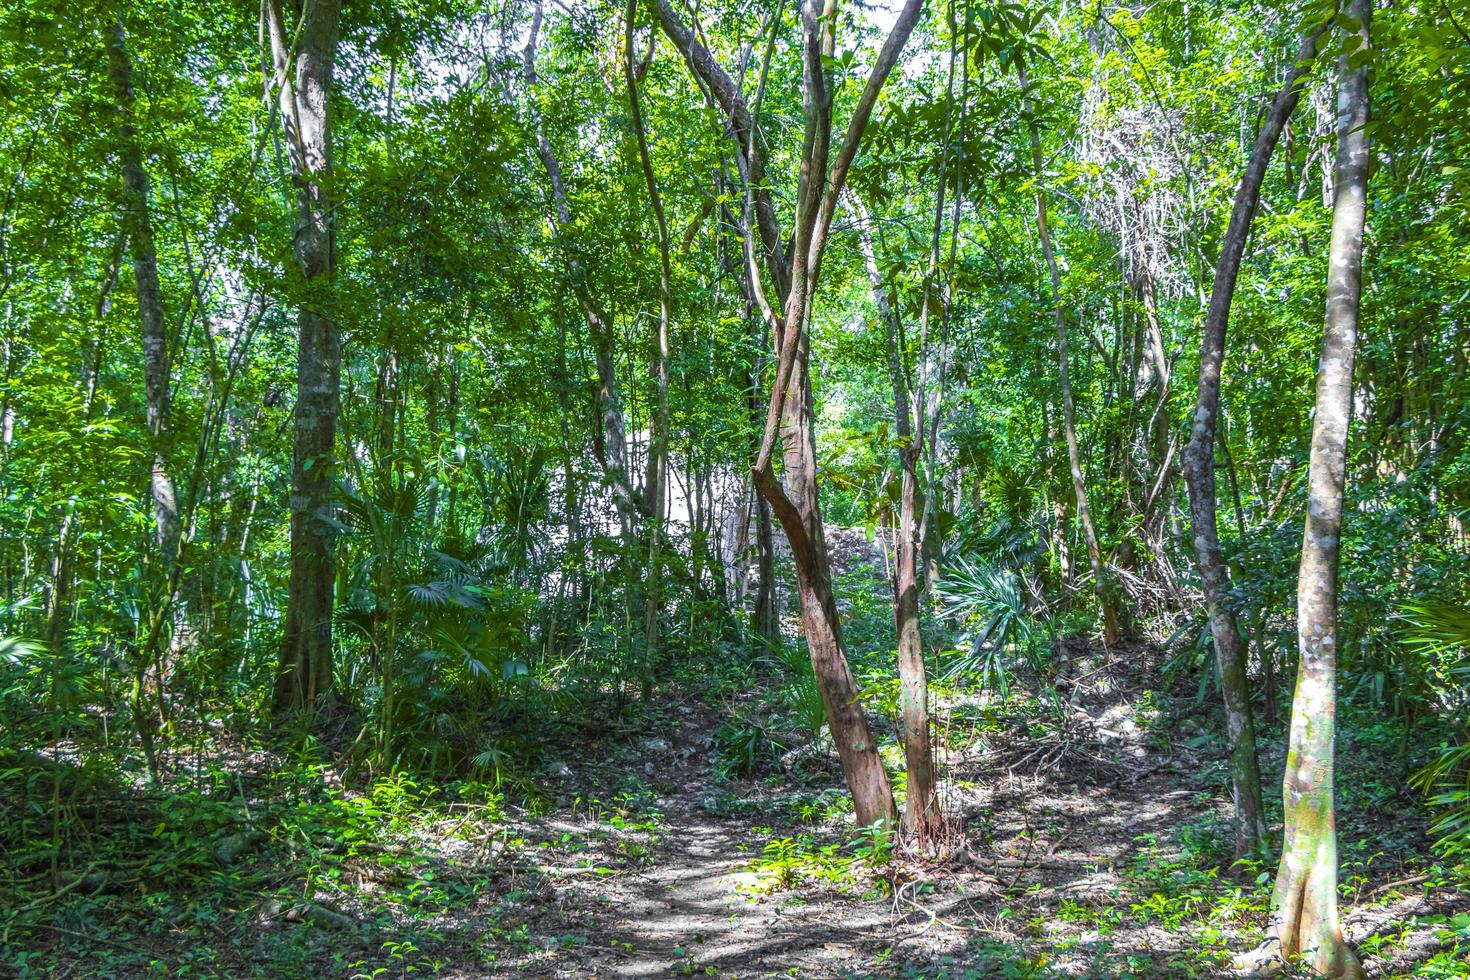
[1182,25,1323,861]
[1135,270,1173,560]
[105,20,180,781]
[759,332,898,829]
[746,308,780,652]
[671,0,922,830]
[624,4,670,695]
[917,10,968,591]
[851,192,937,839]
[105,20,181,567]
[1266,5,1369,976]
[1023,71,1118,650]
[752,480,778,647]
[266,0,343,714]
[525,1,642,537]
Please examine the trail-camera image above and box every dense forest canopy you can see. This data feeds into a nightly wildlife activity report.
[2,0,1468,975]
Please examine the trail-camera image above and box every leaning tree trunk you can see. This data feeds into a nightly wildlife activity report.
[760,335,899,830]
[1267,5,1369,977]
[267,0,343,714]
[660,0,921,830]
[1183,25,1324,861]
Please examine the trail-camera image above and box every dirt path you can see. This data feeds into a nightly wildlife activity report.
[481,658,1469,979]
[537,703,889,978]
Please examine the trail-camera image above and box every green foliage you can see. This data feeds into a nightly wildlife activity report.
[738,820,893,898]
[712,714,788,779]
[935,558,1038,695]
[1,0,1468,970]
[1401,602,1470,859]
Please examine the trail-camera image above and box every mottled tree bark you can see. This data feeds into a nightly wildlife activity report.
[105,19,180,777]
[851,193,937,839]
[1267,5,1369,976]
[105,20,180,567]
[266,0,343,713]
[624,0,671,694]
[1183,26,1324,861]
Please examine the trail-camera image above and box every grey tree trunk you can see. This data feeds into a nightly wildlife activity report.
[1023,75,1119,650]
[105,19,180,779]
[1182,26,1324,861]
[624,3,671,694]
[1266,5,1369,976]
[105,20,180,567]
[851,193,937,839]
[266,0,343,713]
[747,325,780,652]
[525,0,643,538]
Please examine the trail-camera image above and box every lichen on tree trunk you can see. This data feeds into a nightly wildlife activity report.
[1266,3,1370,975]
[266,0,344,714]
[1181,24,1325,860]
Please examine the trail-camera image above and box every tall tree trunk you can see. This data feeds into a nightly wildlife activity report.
[917,9,968,593]
[851,192,937,839]
[745,313,780,652]
[104,19,176,780]
[664,0,922,830]
[525,1,643,538]
[1023,72,1118,650]
[759,331,898,829]
[1134,270,1174,561]
[624,4,670,694]
[1183,25,1324,862]
[105,20,180,567]
[751,480,778,647]
[266,0,343,714]
[1266,5,1369,977]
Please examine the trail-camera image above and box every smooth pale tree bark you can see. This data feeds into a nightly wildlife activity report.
[851,193,937,839]
[1265,4,1369,976]
[1182,26,1325,861]
[265,0,343,713]
[1022,72,1119,651]
[105,19,179,781]
[624,1,671,692]
[1133,269,1175,559]
[105,20,180,567]
[658,0,923,830]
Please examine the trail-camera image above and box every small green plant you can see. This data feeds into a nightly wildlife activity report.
[712,714,786,778]
[1399,601,1470,859]
[852,818,894,867]
[934,558,1037,695]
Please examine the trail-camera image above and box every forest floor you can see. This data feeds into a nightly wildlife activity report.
[4,642,1470,978]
